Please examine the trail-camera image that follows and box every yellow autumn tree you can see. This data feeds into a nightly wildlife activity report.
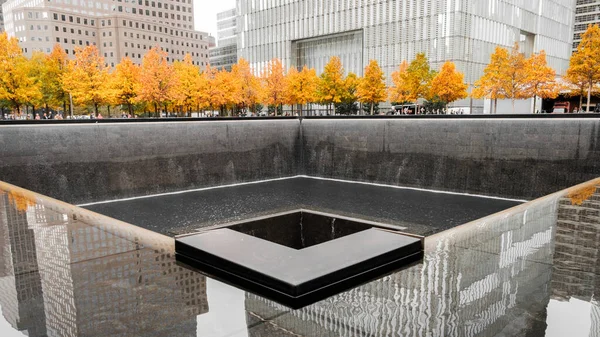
[232,58,263,113]
[45,45,69,113]
[262,58,286,114]
[503,43,529,113]
[137,46,175,117]
[567,24,600,112]
[472,46,510,114]
[285,65,318,116]
[404,53,436,102]
[317,56,347,114]
[196,67,212,111]
[564,70,592,111]
[111,57,140,115]
[430,61,468,109]
[523,50,558,113]
[0,32,40,115]
[62,45,110,116]
[172,54,201,116]
[204,66,238,115]
[388,61,410,103]
[26,52,46,112]
[357,60,387,115]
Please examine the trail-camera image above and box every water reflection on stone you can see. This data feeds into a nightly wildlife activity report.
[0,191,208,337]
[0,180,600,336]
[242,183,600,337]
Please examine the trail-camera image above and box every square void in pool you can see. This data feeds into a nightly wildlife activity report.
[175,210,423,309]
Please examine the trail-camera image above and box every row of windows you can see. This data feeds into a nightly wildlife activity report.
[122,31,206,49]
[113,6,192,23]
[576,5,600,14]
[53,13,95,26]
[123,52,205,66]
[57,37,93,47]
[575,13,600,22]
[54,26,96,37]
[120,19,200,39]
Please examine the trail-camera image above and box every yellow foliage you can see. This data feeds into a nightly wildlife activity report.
[568,182,597,206]
[172,54,201,114]
[567,24,600,112]
[232,58,263,111]
[430,61,468,106]
[524,50,558,113]
[0,32,41,114]
[262,58,286,108]
[388,61,410,103]
[110,57,140,114]
[317,56,347,108]
[62,45,110,114]
[137,46,175,115]
[472,46,510,113]
[403,53,436,102]
[357,60,387,114]
[285,65,318,115]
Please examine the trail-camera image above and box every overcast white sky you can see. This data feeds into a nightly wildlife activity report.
[193,0,236,40]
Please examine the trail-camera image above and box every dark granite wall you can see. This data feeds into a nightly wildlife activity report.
[2,117,600,204]
[0,120,300,204]
[301,118,600,199]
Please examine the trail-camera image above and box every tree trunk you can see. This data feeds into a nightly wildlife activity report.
[299,104,303,117]
[128,103,133,116]
[107,105,111,118]
[94,103,99,116]
[511,99,515,114]
[532,95,537,114]
[63,101,67,117]
[154,103,158,118]
[494,98,498,114]
[587,82,593,112]
[370,102,374,115]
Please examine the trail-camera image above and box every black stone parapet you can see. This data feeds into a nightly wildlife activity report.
[175,210,423,309]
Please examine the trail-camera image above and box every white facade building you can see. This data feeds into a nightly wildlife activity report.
[2,0,210,66]
[209,7,237,71]
[237,0,576,112]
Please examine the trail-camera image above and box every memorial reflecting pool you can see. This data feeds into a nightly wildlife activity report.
[0,178,599,336]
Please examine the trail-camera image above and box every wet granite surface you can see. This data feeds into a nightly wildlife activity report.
[0,120,301,204]
[3,117,600,206]
[302,118,600,199]
[2,177,600,337]
[83,177,522,237]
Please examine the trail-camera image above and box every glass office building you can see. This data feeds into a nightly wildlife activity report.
[237,0,575,103]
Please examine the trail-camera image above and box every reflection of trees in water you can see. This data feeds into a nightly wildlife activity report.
[245,193,568,336]
[0,191,209,337]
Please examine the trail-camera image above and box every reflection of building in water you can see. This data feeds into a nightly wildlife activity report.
[0,194,47,337]
[0,192,208,337]
[551,187,600,334]
[246,197,559,336]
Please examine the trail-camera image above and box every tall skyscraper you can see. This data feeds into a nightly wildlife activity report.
[573,0,600,50]
[237,0,576,112]
[1,0,211,66]
[0,0,7,32]
[209,8,237,71]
